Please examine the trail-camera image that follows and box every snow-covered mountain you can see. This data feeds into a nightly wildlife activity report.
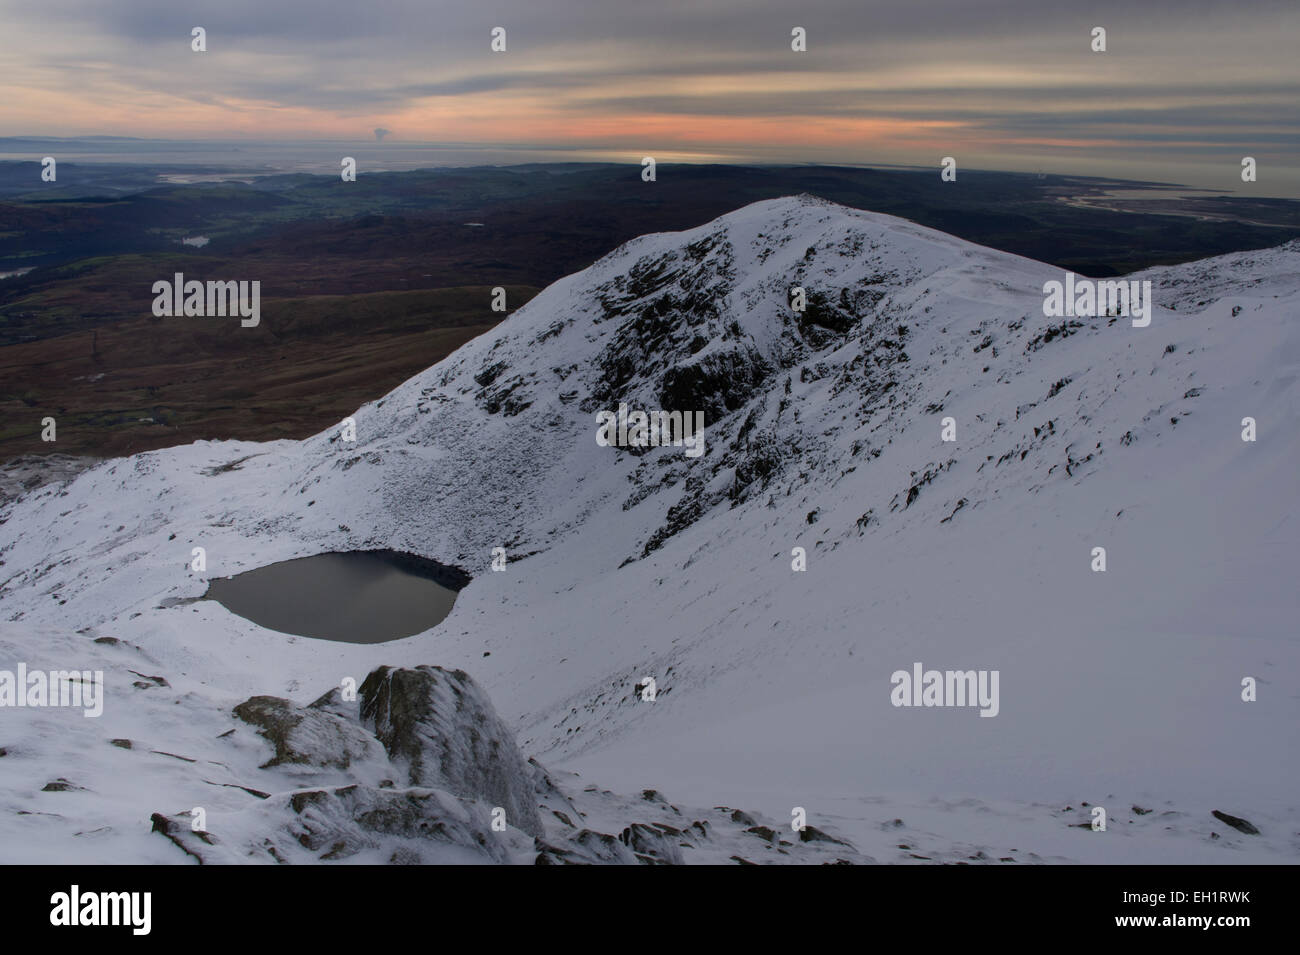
[2,195,1297,864]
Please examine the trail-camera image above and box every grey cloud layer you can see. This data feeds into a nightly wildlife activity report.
[1,0,1295,187]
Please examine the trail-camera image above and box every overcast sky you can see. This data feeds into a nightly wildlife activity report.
[2,0,1296,194]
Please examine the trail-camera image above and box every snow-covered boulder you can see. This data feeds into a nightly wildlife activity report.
[359,665,543,838]
[232,694,379,774]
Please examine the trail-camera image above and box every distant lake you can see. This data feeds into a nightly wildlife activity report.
[0,267,34,280]
[204,550,470,644]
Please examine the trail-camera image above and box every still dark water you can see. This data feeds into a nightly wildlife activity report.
[204,550,469,644]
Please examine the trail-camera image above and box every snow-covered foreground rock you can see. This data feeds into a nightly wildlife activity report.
[1,195,1297,864]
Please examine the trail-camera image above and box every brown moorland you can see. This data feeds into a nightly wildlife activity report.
[0,285,535,458]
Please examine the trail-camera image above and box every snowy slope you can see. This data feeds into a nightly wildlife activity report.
[1,195,1297,864]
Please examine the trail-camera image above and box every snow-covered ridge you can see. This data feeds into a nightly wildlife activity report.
[1,195,1297,863]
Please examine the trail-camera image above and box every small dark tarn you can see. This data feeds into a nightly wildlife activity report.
[203,550,470,644]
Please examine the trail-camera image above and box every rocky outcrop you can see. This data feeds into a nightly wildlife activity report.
[1211,810,1260,835]
[358,666,544,838]
[153,665,546,863]
[145,664,868,864]
[282,784,523,864]
[232,694,379,773]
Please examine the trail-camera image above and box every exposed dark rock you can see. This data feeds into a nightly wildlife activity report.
[536,829,638,865]
[659,347,770,421]
[232,695,377,771]
[149,811,213,863]
[276,784,520,863]
[359,666,542,837]
[619,822,685,864]
[799,825,851,846]
[127,670,168,687]
[1211,810,1259,835]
